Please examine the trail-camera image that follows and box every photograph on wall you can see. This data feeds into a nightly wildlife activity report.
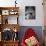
[25,6,36,20]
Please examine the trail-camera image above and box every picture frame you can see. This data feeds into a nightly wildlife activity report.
[2,10,9,15]
[9,10,18,15]
[25,6,36,20]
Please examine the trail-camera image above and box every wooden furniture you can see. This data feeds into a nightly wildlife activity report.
[0,7,19,24]
[0,41,2,46]
[0,7,19,46]
[2,41,19,46]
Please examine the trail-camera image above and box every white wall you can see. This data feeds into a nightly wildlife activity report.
[0,0,44,26]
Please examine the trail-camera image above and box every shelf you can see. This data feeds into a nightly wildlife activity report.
[2,40,19,43]
[0,7,19,10]
[2,41,18,46]
[1,14,19,16]
[0,24,20,32]
[0,7,19,24]
[0,40,19,46]
[1,15,18,24]
[0,7,19,46]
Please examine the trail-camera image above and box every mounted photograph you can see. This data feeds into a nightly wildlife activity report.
[25,6,36,20]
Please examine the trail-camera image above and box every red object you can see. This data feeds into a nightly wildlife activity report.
[21,28,41,46]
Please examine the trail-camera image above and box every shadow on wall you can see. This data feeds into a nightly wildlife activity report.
[18,26,43,44]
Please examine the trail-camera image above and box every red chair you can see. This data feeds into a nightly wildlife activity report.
[21,28,41,46]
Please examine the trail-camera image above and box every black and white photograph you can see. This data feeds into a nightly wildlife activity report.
[25,6,36,20]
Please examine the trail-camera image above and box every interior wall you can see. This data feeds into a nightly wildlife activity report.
[0,0,44,26]
[18,0,44,26]
[18,26,43,44]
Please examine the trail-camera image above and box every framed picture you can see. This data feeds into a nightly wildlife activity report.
[9,10,18,15]
[25,6,36,20]
[2,10,9,15]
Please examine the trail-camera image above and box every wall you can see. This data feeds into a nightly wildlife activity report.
[18,0,44,26]
[18,26,43,44]
[0,0,44,45]
[0,0,44,26]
